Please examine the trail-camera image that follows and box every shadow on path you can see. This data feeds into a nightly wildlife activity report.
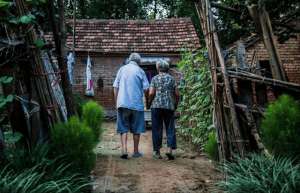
[93,122,221,193]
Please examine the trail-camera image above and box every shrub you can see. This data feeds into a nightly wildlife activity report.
[73,92,87,117]
[51,116,96,174]
[261,94,300,157]
[82,101,104,143]
[219,154,300,193]
[204,131,218,161]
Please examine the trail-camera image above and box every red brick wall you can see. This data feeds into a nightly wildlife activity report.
[245,34,300,84]
[72,53,181,110]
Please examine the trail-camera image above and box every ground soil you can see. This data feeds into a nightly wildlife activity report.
[93,122,222,193]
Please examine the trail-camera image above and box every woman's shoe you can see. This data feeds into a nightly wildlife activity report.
[166,153,175,160]
[120,153,128,159]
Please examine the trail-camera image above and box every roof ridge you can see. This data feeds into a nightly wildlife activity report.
[71,17,192,23]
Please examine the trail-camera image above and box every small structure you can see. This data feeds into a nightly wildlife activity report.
[195,0,300,160]
[45,18,200,112]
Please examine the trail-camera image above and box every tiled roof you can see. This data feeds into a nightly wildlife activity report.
[45,18,200,53]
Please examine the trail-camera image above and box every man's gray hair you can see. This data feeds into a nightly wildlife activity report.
[128,53,141,64]
[156,59,170,72]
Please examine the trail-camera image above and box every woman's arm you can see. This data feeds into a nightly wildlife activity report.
[174,87,180,110]
[148,87,156,109]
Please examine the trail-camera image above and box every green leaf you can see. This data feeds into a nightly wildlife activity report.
[19,14,36,24]
[0,76,13,84]
[8,17,20,24]
[34,39,45,48]
[5,94,14,102]
[0,0,11,9]
[4,131,23,144]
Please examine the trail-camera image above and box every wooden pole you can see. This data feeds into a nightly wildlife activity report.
[195,1,228,161]
[247,3,286,81]
[195,0,246,159]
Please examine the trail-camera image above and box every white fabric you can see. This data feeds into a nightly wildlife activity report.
[67,52,75,85]
[85,55,94,96]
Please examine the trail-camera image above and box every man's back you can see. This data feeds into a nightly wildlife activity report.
[113,61,149,111]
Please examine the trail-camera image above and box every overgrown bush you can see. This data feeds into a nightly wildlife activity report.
[219,154,300,193]
[51,116,96,174]
[177,51,213,146]
[82,101,104,143]
[204,131,218,161]
[261,94,300,158]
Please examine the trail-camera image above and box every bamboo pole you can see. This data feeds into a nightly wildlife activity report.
[15,0,61,130]
[195,0,246,159]
[195,1,228,161]
[227,70,300,92]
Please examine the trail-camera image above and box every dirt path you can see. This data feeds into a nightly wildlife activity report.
[93,122,221,193]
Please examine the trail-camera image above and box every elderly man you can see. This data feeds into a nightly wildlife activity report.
[148,60,180,160]
[113,53,149,159]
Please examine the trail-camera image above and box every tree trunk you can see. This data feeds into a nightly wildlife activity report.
[48,0,77,117]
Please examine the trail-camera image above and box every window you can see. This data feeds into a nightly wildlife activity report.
[259,60,272,78]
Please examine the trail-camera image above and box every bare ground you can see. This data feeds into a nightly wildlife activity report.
[93,122,221,193]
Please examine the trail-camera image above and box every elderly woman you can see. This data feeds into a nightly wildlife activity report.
[148,60,180,160]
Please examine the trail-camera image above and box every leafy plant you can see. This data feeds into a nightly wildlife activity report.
[3,130,22,144]
[219,154,300,193]
[261,94,300,158]
[3,143,52,171]
[0,161,90,193]
[177,51,213,146]
[51,116,96,174]
[204,131,218,161]
[82,101,104,143]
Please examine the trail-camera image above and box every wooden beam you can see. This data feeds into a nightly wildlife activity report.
[247,3,287,81]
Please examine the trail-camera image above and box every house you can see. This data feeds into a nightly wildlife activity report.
[245,35,300,84]
[46,18,200,112]
[226,33,300,105]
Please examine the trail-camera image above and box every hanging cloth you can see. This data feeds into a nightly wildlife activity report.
[67,52,75,85]
[85,55,94,96]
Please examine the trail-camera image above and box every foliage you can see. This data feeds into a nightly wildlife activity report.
[213,0,299,45]
[0,160,90,193]
[0,76,14,109]
[3,143,52,171]
[65,0,148,19]
[82,101,104,143]
[219,154,300,193]
[204,131,218,161]
[73,92,87,117]
[51,116,96,174]
[177,51,213,146]
[261,94,300,158]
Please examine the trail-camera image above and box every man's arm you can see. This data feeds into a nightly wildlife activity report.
[113,88,118,109]
[113,88,118,102]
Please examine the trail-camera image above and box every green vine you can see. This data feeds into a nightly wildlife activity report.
[177,51,213,146]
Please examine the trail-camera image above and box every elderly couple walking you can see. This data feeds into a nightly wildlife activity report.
[113,53,180,160]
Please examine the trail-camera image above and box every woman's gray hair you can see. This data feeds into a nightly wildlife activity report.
[156,59,170,72]
[128,53,141,65]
